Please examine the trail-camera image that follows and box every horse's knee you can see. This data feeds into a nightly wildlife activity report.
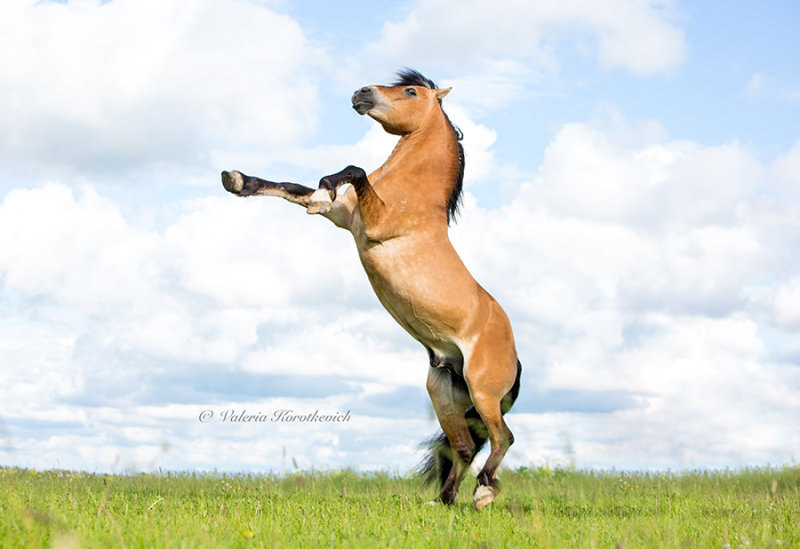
[344,165,367,181]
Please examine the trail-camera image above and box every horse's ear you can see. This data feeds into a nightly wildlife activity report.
[435,87,452,99]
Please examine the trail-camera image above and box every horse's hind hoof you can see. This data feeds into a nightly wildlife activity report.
[473,484,497,510]
[222,170,244,194]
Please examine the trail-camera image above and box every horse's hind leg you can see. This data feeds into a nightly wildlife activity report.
[425,367,475,504]
[464,343,517,509]
[468,394,514,510]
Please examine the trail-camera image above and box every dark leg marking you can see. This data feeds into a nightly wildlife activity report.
[221,171,317,209]
[319,165,368,200]
[222,170,314,198]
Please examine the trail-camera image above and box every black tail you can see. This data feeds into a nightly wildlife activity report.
[418,360,522,487]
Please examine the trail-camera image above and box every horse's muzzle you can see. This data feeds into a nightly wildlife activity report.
[352,86,375,115]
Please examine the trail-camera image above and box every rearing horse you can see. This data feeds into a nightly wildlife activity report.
[221,70,521,510]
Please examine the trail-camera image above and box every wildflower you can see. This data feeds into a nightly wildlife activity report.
[243,531,255,539]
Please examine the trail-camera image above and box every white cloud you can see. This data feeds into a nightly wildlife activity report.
[0,182,382,368]
[0,176,432,471]
[0,184,161,311]
[441,62,538,113]
[529,122,763,229]
[769,139,800,206]
[446,117,800,468]
[445,104,498,185]
[2,103,800,474]
[247,124,399,179]
[373,0,686,73]
[240,313,422,386]
[764,278,800,332]
[364,0,685,111]
[0,0,326,174]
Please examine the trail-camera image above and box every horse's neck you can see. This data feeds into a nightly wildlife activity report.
[381,114,458,186]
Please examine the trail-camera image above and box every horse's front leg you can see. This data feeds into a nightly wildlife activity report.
[221,170,315,206]
[318,165,385,220]
[222,169,356,229]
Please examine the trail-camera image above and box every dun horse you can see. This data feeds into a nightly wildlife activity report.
[221,70,521,509]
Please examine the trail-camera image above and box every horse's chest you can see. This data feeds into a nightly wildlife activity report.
[357,241,450,342]
[360,244,422,309]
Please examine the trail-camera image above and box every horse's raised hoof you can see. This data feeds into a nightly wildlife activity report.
[221,170,244,194]
[306,188,334,215]
[472,484,497,510]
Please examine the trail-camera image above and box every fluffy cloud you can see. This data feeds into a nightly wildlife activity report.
[0,0,325,174]
[3,107,800,473]
[513,312,800,470]
[529,122,764,229]
[0,169,438,472]
[0,182,375,366]
[0,184,161,311]
[363,0,685,111]
[444,118,800,469]
[374,0,685,72]
[770,139,800,206]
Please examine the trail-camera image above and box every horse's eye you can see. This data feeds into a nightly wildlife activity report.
[405,87,417,97]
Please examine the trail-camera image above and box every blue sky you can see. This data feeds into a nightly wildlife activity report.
[1,0,799,474]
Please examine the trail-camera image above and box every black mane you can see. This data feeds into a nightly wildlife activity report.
[393,69,465,225]
[393,68,438,90]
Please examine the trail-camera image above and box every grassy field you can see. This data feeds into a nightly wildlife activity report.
[0,465,797,548]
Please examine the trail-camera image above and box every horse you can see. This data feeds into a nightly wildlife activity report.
[221,69,521,510]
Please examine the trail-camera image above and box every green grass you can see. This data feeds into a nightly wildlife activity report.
[1,465,797,548]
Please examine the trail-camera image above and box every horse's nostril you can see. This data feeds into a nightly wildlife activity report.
[360,87,370,94]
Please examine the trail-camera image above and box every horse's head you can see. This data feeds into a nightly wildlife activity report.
[352,71,451,136]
